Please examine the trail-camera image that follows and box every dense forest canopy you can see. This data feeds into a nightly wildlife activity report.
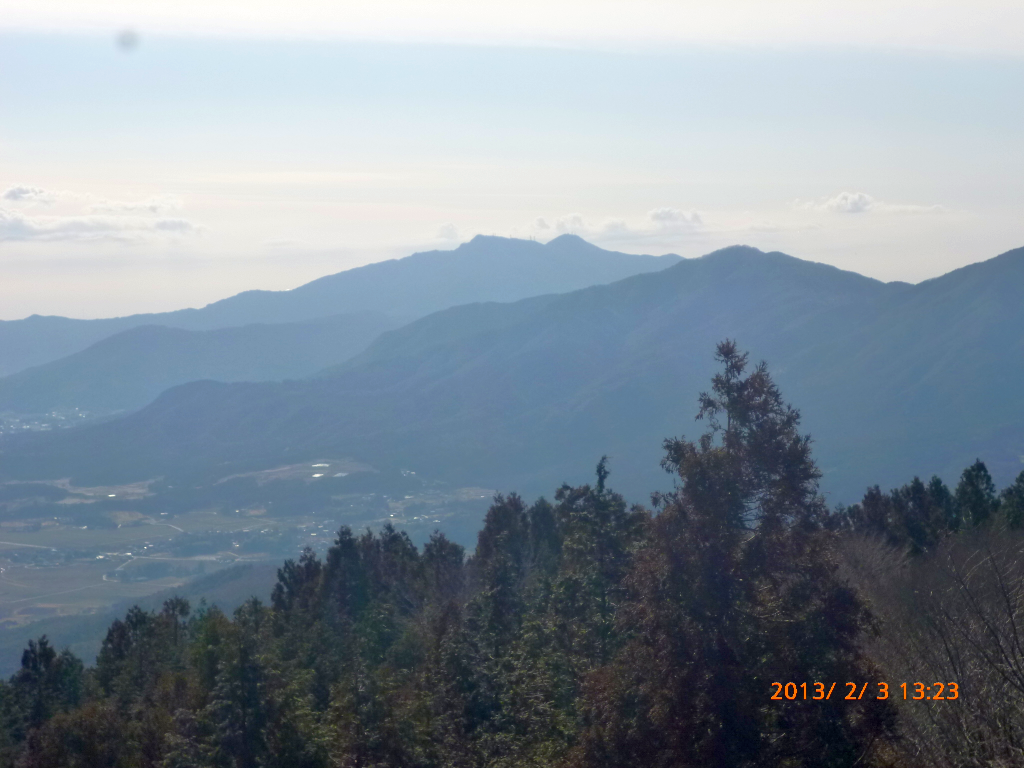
[1,342,1023,767]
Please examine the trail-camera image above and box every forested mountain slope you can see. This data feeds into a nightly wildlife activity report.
[0,313,397,415]
[0,235,680,377]
[4,344,1024,767]
[2,244,1022,505]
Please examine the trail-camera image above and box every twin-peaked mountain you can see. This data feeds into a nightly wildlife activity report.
[0,235,679,412]
[3,241,1022,505]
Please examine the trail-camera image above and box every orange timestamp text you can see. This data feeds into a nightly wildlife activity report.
[770,681,959,701]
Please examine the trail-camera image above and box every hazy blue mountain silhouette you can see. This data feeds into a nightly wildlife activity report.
[0,313,396,415]
[3,242,1022,507]
[0,235,680,377]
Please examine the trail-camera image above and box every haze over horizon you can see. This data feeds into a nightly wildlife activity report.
[2,0,1023,319]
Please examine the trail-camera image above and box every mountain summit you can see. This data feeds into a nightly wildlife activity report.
[0,236,681,378]
[6,241,1021,506]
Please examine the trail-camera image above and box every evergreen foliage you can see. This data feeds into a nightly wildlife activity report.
[954,460,1000,527]
[4,342,1023,766]
[567,341,895,767]
[1003,469,1024,530]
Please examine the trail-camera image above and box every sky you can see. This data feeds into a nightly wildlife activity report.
[1,1,1023,319]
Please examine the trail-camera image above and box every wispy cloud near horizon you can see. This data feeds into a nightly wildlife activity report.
[0,187,197,243]
[797,192,947,215]
[528,208,704,246]
[0,207,197,242]
[87,196,183,215]
[1,30,1020,316]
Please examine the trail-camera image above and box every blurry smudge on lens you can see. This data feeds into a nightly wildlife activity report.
[116,29,139,52]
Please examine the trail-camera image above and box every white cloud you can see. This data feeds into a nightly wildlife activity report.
[152,219,195,232]
[648,207,703,229]
[87,196,183,215]
[821,191,877,213]
[553,214,586,235]
[2,186,187,215]
[263,238,312,250]
[2,186,59,204]
[528,207,704,245]
[436,222,460,241]
[0,187,198,243]
[0,207,196,243]
[601,219,631,236]
[800,192,946,215]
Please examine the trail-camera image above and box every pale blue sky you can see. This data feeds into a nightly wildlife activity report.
[2,3,1023,318]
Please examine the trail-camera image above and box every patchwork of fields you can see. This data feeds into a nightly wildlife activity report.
[0,463,493,633]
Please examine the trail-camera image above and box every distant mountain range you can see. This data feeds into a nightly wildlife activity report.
[0,235,681,379]
[4,241,1022,506]
[0,313,397,414]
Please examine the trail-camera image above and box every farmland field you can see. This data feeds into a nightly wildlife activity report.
[0,465,493,639]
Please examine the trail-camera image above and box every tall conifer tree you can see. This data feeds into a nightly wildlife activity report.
[569,341,896,768]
